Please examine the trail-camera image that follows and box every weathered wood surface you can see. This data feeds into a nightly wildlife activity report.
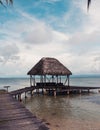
[0,93,49,130]
[10,85,100,96]
[10,86,34,95]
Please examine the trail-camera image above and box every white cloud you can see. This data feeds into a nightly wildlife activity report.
[0,12,70,76]
[23,23,53,44]
[0,42,20,63]
[0,0,100,77]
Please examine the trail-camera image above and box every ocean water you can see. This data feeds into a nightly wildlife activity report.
[0,77,30,91]
[1,77,100,129]
[0,76,100,91]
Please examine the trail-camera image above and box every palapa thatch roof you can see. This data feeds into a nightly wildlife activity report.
[27,57,72,76]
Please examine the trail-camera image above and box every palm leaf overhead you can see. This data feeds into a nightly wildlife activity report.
[6,0,13,4]
[0,0,91,10]
[0,0,13,7]
[87,0,91,10]
[0,0,91,9]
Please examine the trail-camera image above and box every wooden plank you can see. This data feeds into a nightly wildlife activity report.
[0,93,49,130]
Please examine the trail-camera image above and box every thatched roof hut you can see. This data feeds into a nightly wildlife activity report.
[27,57,72,76]
[27,57,72,87]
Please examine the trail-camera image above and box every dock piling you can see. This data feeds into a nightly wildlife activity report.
[67,90,70,95]
[54,90,56,97]
[79,89,82,94]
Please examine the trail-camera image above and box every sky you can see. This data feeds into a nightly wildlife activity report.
[0,0,100,77]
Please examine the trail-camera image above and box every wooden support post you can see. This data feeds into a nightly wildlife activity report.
[43,89,47,95]
[60,76,61,83]
[64,76,68,85]
[44,75,46,89]
[30,75,32,86]
[40,75,44,94]
[40,75,43,83]
[18,94,19,100]
[43,89,45,95]
[49,89,50,95]
[52,75,54,82]
[15,95,16,99]
[18,94,22,102]
[20,94,22,102]
[67,75,70,87]
[79,89,82,94]
[54,90,56,97]
[67,90,70,95]
[44,75,46,82]
[16,95,17,99]
[33,75,35,86]
[17,94,19,100]
[36,89,39,94]
[25,92,27,99]
[30,91,32,97]
[42,88,44,94]
[88,89,90,93]
[56,75,58,84]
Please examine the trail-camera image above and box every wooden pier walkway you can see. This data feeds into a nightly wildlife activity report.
[10,85,100,100]
[10,86,34,101]
[0,93,49,130]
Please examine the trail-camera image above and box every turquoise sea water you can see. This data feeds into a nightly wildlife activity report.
[1,76,100,129]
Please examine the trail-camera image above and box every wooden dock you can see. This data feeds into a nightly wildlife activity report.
[0,93,49,130]
[10,85,100,100]
[10,86,35,101]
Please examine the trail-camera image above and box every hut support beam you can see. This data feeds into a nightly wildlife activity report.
[33,75,35,86]
[40,75,44,94]
[44,75,46,82]
[67,75,70,87]
[52,75,54,82]
[64,76,68,85]
[25,92,27,98]
[30,75,32,86]
[44,75,47,91]
[60,76,61,83]
[56,75,58,84]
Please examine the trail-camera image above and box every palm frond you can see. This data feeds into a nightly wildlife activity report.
[9,0,13,4]
[0,0,13,6]
[0,0,3,5]
[0,0,6,7]
[6,0,13,4]
[87,0,91,10]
